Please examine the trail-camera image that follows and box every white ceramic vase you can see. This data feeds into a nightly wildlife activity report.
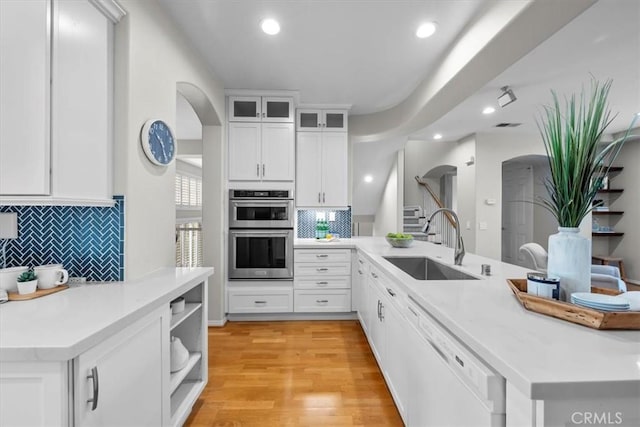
[547,227,591,302]
[170,336,189,372]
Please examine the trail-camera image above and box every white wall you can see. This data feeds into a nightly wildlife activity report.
[114,1,226,321]
[373,150,404,236]
[611,138,640,282]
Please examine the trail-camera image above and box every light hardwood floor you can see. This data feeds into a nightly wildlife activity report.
[185,320,403,427]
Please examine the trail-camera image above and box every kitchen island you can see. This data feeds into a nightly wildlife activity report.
[296,238,640,426]
[0,267,213,427]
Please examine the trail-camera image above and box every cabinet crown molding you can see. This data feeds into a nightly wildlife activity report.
[89,0,127,23]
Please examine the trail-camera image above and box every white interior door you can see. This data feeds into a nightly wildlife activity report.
[502,164,534,265]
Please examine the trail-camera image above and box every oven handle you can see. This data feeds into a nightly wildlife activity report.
[230,200,293,207]
[229,229,293,237]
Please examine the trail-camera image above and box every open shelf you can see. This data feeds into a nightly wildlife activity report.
[592,232,624,237]
[170,303,202,331]
[170,380,206,427]
[592,211,624,215]
[597,189,624,194]
[170,352,202,394]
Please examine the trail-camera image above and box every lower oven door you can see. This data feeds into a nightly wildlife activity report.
[229,229,294,279]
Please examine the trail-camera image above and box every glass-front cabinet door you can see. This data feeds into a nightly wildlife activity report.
[229,96,261,121]
[262,97,293,122]
[322,110,348,132]
[296,109,321,131]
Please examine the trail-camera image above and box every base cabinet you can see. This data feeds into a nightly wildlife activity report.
[75,308,166,427]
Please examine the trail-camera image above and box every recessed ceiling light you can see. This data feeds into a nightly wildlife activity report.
[261,18,280,35]
[482,106,496,115]
[433,133,443,140]
[416,22,437,39]
[364,175,373,183]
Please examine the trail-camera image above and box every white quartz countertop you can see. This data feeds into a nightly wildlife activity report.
[344,237,640,400]
[294,238,357,249]
[0,267,213,362]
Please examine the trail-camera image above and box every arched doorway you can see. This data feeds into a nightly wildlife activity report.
[175,82,225,324]
[501,155,555,266]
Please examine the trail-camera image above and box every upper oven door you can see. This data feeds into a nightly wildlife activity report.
[229,199,294,228]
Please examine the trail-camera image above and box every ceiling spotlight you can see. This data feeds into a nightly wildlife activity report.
[364,175,373,183]
[498,86,517,108]
[482,106,496,115]
[416,22,437,38]
[433,133,443,140]
[261,18,280,35]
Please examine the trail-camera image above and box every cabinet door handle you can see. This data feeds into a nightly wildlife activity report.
[316,254,329,258]
[254,300,267,305]
[386,288,396,297]
[377,300,381,319]
[408,305,418,317]
[256,164,260,177]
[316,267,329,272]
[322,192,326,203]
[380,303,385,321]
[87,366,99,411]
[316,299,329,304]
[318,192,321,203]
[256,112,260,117]
[316,281,329,286]
[262,164,265,176]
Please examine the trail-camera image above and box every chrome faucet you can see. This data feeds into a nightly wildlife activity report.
[422,208,465,266]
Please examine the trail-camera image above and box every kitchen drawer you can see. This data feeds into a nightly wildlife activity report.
[294,276,351,290]
[227,287,293,313]
[295,263,351,277]
[294,289,351,313]
[294,249,351,264]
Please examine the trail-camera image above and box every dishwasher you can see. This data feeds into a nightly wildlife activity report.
[406,296,506,427]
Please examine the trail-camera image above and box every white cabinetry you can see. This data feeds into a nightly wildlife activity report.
[0,0,50,196]
[354,254,370,329]
[0,0,116,205]
[296,131,348,207]
[227,283,294,313]
[297,109,348,132]
[294,248,352,312]
[362,263,409,423]
[229,96,294,123]
[74,307,166,427]
[228,120,295,182]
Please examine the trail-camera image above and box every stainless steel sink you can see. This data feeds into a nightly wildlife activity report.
[383,256,478,281]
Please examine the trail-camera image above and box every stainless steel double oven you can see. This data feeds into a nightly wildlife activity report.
[228,190,294,280]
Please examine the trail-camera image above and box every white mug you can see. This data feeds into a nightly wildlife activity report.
[34,264,69,289]
[0,266,28,292]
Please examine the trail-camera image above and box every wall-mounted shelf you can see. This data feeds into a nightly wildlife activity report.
[592,232,624,237]
[592,211,624,216]
[596,189,624,194]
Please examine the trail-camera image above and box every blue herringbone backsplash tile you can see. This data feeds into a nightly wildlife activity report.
[297,207,352,238]
[0,196,125,281]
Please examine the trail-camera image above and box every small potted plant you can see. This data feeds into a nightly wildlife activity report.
[16,269,38,295]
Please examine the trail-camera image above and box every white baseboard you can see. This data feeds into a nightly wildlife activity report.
[207,317,227,327]
[226,312,358,322]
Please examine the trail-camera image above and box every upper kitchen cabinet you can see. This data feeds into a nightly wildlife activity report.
[0,0,123,206]
[297,109,348,132]
[229,96,294,123]
[0,0,51,196]
[228,122,295,182]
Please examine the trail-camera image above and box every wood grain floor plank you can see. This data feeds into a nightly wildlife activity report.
[184,320,403,426]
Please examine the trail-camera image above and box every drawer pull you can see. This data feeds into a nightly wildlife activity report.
[316,299,329,304]
[371,272,378,279]
[408,305,418,317]
[254,300,267,305]
[316,281,329,286]
[358,259,364,265]
[316,254,329,258]
[386,288,396,297]
[357,269,363,275]
[317,268,329,272]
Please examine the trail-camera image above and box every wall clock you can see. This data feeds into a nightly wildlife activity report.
[140,119,176,166]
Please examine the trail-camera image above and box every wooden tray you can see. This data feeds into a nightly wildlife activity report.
[8,285,69,301]
[507,279,640,330]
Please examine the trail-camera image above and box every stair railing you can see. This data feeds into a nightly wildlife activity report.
[415,176,456,248]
